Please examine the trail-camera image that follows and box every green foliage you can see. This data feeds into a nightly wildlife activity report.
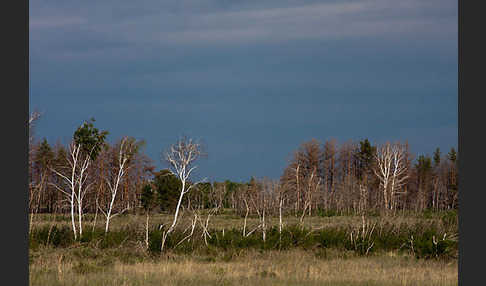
[98,231,131,249]
[421,209,435,219]
[193,182,213,208]
[356,138,377,181]
[35,138,55,169]
[73,118,108,161]
[153,169,182,212]
[30,225,141,250]
[316,208,340,217]
[447,148,457,163]
[316,227,348,250]
[433,148,441,167]
[441,210,458,229]
[416,155,432,175]
[147,230,163,253]
[30,213,458,261]
[140,184,157,212]
[409,226,457,259]
[30,225,74,248]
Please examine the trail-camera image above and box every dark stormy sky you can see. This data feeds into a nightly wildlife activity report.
[29,0,457,182]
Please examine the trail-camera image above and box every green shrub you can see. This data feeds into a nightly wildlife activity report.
[441,210,458,230]
[316,227,348,249]
[317,209,339,217]
[30,225,74,247]
[29,215,458,260]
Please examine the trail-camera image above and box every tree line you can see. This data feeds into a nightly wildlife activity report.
[29,113,458,237]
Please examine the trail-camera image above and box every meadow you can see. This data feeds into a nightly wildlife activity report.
[29,210,458,286]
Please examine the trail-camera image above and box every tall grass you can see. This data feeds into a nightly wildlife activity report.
[29,212,458,285]
[30,248,457,286]
[30,214,458,259]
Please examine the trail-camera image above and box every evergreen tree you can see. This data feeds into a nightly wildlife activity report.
[153,169,182,212]
[73,118,109,161]
[433,148,441,167]
[416,155,432,178]
[355,138,376,182]
[35,138,54,170]
[140,184,157,212]
[447,148,457,164]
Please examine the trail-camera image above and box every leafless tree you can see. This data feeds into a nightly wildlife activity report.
[373,142,409,211]
[50,142,94,239]
[29,171,46,235]
[300,167,321,226]
[198,207,218,246]
[160,136,206,252]
[29,111,41,144]
[277,183,285,236]
[322,139,337,210]
[358,183,368,214]
[281,139,323,216]
[175,211,199,247]
[29,111,42,211]
[98,137,134,232]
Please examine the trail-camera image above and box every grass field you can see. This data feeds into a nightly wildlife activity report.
[29,211,458,286]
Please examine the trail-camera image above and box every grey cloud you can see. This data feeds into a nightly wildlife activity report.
[31,0,456,53]
[30,0,457,180]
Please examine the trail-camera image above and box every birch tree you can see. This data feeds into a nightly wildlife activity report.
[373,142,409,211]
[29,111,41,212]
[29,111,41,146]
[140,183,158,250]
[99,137,136,232]
[50,142,92,240]
[50,119,107,239]
[160,136,206,252]
[300,167,321,226]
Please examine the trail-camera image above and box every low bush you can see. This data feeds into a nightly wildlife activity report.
[29,215,458,260]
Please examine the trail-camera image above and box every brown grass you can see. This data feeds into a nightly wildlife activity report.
[30,212,457,285]
[30,246,457,286]
[32,211,449,234]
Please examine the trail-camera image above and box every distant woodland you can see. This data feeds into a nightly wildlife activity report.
[29,112,458,224]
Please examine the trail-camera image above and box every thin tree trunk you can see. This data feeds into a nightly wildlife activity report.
[92,206,98,232]
[71,196,77,240]
[243,198,249,236]
[279,197,283,234]
[105,192,117,233]
[145,212,150,249]
[262,207,266,242]
[162,181,186,252]
[78,199,83,237]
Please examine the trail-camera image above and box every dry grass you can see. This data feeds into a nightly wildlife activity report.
[30,212,457,285]
[30,248,457,286]
[32,211,449,234]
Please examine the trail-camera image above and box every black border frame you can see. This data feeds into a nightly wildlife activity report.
[2,0,473,285]
[3,0,29,284]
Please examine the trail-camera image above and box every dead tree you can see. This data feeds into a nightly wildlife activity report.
[242,194,250,236]
[50,142,93,239]
[373,142,409,211]
[29,111,41,145]
[358,183,368,214]
[277,183,285,235]
[29,171,46,235]
[99,137,134,232]
[29,111,41,218]
[300,167,321,226]
[161,136,205,252]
